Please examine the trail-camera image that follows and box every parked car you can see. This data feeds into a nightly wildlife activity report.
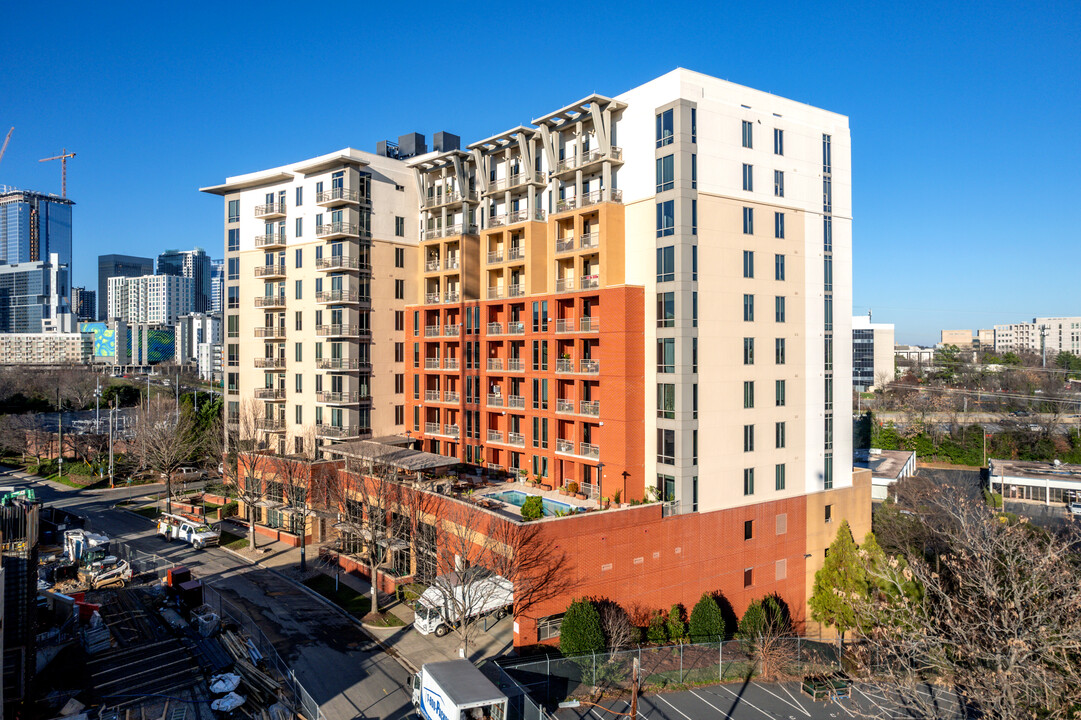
[1068,502,1081,516]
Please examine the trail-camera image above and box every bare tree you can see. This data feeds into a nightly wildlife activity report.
[136,398,200,515]
[56,368,101,411]
[0,414,37,462]
[848,493,1081,719]
[598,601,640,651]
[271,427,320,572]
[206,398,267,551]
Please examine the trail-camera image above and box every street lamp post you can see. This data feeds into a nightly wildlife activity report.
[56,387,63,482]
[108,405,116,489]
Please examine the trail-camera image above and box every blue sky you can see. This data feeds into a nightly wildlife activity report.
[1,1,1078,345]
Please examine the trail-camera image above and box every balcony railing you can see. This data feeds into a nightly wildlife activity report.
[254,264,286,277]
[556,439,574,454]
[445,258,460,270]
[507,432,525,447]
[487,250,504,264]
[316,357,362,370]
[507,359,525,372]
[425,390,440,402]
[487,286,504,300]
[487,321,504,335]
[424,325,441,337]
[425,292,441,305]
[254,357,285,368]
[580,359,600,374]
[316,424,361,438]
[425,422,440,435]
[316,324,362,337]
[444,391,460,403]
[580,400,600,417]
[423,224,478,241]
[556,399,574,414]
[444,324,461,336]
[556,358,574,373]
[580,316,599,332]
[254,295,286,308]
[316,222,359,238]
[254,388,285,399]
[254,202,286,218]
[555,319,575,334]
[444,291,460,304]
[580,232,599,249]
[317,255,369,271]
[257,418,285,431]
[444,424,460,437]
[316,391,363,404]
[556,237,575,254]
[508,246,525,261]
[424,259,441,272]
[444,358,460,370]
[487,171,546,194]
[487,393,504,407]
[487,429,505,443]
[580,275,600,290]
[316,289,362,304]
[507,395,525,408]
[254,234,287,248]
[556,278,574,293]
[424,358,441,370]
[507,321,525,335]
[579,442,600,459]
[255,327,286,338]
[487,358,503,371]
[422,189,477,209]
[553,147,623,175]
[554,188,625,213]
[508,284,524,298]
[316,187,359,206]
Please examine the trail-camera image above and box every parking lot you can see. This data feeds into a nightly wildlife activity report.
[552,680,969,719]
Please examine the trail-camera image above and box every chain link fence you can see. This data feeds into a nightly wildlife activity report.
[499,638,842,706]
[483,662,552,720]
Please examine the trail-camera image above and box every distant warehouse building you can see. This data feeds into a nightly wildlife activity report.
[854,448,916,501]
[0,332,92,365]
[988,458,1081,505]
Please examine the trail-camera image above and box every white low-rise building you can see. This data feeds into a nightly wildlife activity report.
[854,448,917,501]
[988,458,1081,505]
[0,332,93,364]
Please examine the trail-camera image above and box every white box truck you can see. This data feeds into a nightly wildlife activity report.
[156,512,220,549]
[411,660,508,720]
[414,568,512,637]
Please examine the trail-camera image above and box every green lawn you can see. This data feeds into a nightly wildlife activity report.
[132,506,160,519]
[218,530,249,551]
[302,574,405,627]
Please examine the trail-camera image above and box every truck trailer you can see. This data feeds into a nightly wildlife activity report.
[412,660,508,720]
[414,568,512,637]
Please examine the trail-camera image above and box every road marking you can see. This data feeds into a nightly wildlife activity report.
[713,684,778,718]
[750,683,811,716]
[688,689,735,719]
[655,694,695,720]
[852,685,893,718]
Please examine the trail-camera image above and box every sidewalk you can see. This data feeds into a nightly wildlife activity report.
[215,520,515,672]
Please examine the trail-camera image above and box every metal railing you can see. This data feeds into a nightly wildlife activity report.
[579,442,600,458]
[255,327,286,338]
[444,324,461,336]
[254,264,286,277]
[316,424,362,438]
[487,322,504,335]
[316,391,363,404]
[254,295,286,307]
[554,319,575,334]
[425,390,440,402]
[556,278,574,293]
[316,357,362,370]
[316,187,359,204]
[556,359,574,373]
[444,390,460,403]
[316,255,369,271]
[254,234,287,248]
[316,221,358,238]
[425,292,440,304]
[444,291,460,303]
[580,316,599,332]
[487,393,504,407]
[579,400,600,417]
[254,357,285,368]
[422,189,476,208]
[423,224,477,240]
[488,286,504,299]
[254,388,285,399]
[553,146,624,175]
[507,395,525,408]
[580,232,599,249]
[257,418,284,431]
[508,246,525,261]
[556,439,574,454]
[507,359,524,372]
[425,422,440,435]
[487,429,505,443]
[487,358,503,371]
[443,358,460,370]
[444,424,460,437]
[508,283,524,297]
[487,250,504,264]
[507,431,525,447]
[424,325,441,337]
[315,324,361,337]
[316,289,361,304]
[424,358,441,369]
[507,321,525,335]
[580,359,600,374]
[580,274,600,289]
[424,259,441,272]
[254,202,286,217]
[445,257,460,270]
[556,399,574,414]
[556,237,575,253]
[487,172,545,193]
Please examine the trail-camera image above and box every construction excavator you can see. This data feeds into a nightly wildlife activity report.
[63,529,133,589]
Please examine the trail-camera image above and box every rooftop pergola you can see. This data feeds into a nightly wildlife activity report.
[322,439,460,474]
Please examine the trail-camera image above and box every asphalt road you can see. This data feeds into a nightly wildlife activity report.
[0,466,415,720]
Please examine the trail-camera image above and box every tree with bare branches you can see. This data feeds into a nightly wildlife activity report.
[270,427,320,571]
[205,398,266,550]
[136,398,200,515]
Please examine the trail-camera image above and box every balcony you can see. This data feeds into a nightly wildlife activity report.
[487,393,504,407]
[580,275,600,290]
[556,278,574,293]
[316,391,364,404]
[487,250,504,265]
[508,284,524,298]
[255,234,286,249]
[552,147,624,177]
[425,259,441,273]
[425,390,441,402]
[581,359,600,374]
[507,321,525,335]
[254,263,286,278]
[254,202,286,219]
[556,237,575,254]
[507,432,525,447]
[425,293,441,305]
[254,295,286,308]
[424,325,441,338]
[487,358,503,372]
[317,255,370,272]
[556,439,574,454]
[579,400,600,417]
[580,316,599,333]
[255,327,286,339]
[316,424,362,439]
[422,189,477,209]
[487,429,505,444]
[444,324,461,337]
[316,222,359,240]
[316,187,360,207]
[254,357,285,368]
[424,358,441,370]
[444,390,460,403]
[507,395,526,408]
[579,442,600,459]
[486,171,546,195]
[556,399,574,414]
[554,188,624,214]
[489,208,546,228]
[444,291,460,304]
[445,424,460,437]
[508,246,525,261]
[445,257,460,270]
[580,232,599,249]
[556,359,574,374]
[257,418,285,431]
[423,224,478,241]
[254,388,285,400]
[316,324,363,337]
[425,422,440,435]
[507,359,525,373]
[316,289,363,304]
[487,286,504,300]
[555,319,575,334]
[316,357,363,370]
[444,358,460,370]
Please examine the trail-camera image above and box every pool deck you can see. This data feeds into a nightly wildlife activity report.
[477,481,597,520]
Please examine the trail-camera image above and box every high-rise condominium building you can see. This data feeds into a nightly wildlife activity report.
[201,149,418,453]
[852,314,895,391]
[158,248,213,313]
[71,286,96,322]
[97,254,154,320]
[107,274,194,324]
[210,258,224,314]
[0,255,73,333]
[0,188,73,267]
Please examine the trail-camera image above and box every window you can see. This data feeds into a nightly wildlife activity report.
[692,292,697,327]
[294,311,302,331]
[394,342,404,362]
[825,504,833,523]
[744,520,753,540]
[295,186,303,206]
[775,337,786,364]
[395,247,405,268]
[742,120,753,149]
[775,296,786,323]
[692,383,698,419]
[413,310,419,336]
[657,292,674,328]
[226,344,238,367]
[657,383,675,419]
[394,373,404,394]
[744,424,754,452]
[691,199,697,236]
[775,254,785,281]
[295,374,302,392]
[656,155,674,192]
[295,280,302,299]
[294,343,302,362]
[743,467,755,495]
[774,170,784,198]
[226,372,239,393]
[656,246,675,282]
[295,217,303,237]
[227,228,240,252]
[294,406,303,426]
[776,421,786,449]
[692,245,697,280]
[825,454,834,490]
[394,405,405,425]
[775,379,786,407]
[743,294,754,322]
[691,154,697,188]
[743,381,754,409]
[693,337,698,373]
[227,257,239,280]
[774,212,785,239]
[744,568,753,588]
[395,310,404,332]
[742,163,753,192]
[657,338,675,373]
[774,128,784,156]
[775,464,786,491]
[227,286,239,309]
[395,216,405,237]
[538,613,564,641]
[656,109,674,147]
[227,314,239,338]
[657,428,675,465]
[656,200,675,237]
[690,107,697,142]
[227,199,240,223]
[743,337,754,365]
[294,248,302,268]
[743,250,754,278]
[395,279,405,299]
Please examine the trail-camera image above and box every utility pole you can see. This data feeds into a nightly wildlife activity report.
[94,377,102,434]
[56,387,63,482]
[108,404,115,489]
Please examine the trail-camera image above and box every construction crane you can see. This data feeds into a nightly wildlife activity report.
[0,127,12,167]
[40,147,76,197]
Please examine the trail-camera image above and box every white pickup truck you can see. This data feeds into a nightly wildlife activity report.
[157,513,220,549]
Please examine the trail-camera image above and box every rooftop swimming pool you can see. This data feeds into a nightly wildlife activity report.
[486,490,579,516]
